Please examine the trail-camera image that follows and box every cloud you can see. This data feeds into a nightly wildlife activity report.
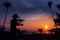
[0,0,50,13]
[0,0,60,14]
[16,0,49,13]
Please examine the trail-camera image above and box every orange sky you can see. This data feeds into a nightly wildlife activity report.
[0,13,55,32]
[16,14,55,32]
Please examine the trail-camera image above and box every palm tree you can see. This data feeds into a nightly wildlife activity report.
[48,1,57,28]
[57,5,60,10]
[2,1,11,26]
[54,4,60,26]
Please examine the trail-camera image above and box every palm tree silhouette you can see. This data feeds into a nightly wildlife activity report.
[54,4,60,26]
[57,5,60,10]
[2,1,11,27]
[48,1,57,28]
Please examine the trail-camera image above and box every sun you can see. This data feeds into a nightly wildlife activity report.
[43,25,49,32]
[44,25,50,34]
[44,25,49,30]
[45,25,48,29]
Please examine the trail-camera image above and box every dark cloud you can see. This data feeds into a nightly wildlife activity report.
[0,0,60,14]
[0,0,49,14]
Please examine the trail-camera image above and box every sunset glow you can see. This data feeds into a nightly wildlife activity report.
[0,10,55,32]
[45,25,49,29]
[0,0,60,40]
[16,14,55,32]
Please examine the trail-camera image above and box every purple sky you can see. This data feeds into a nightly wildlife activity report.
[0,0,60,31]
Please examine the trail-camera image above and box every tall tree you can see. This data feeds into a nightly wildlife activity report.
[54,4,60,26]
[2,1,11,26]
[48,1,57,28]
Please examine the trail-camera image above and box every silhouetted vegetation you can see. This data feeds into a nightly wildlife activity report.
[0,1,60,40]
[38,29,43,33]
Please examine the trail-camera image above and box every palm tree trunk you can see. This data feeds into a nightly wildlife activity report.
[3,8,8,26]
[49,7,57,28]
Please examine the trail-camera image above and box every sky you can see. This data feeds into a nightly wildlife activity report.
[0,0,60,32]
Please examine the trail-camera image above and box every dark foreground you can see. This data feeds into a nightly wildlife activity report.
[0,32,60,40]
